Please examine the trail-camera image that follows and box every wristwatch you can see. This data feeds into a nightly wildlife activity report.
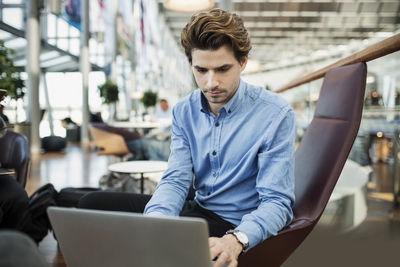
[226,229,249,252]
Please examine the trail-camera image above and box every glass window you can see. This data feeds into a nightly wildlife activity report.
[47,14,57,38]
[2,8,23,29]
[2,0,23,4]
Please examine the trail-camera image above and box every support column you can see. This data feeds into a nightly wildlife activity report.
[42,73,54,136]
[130,0,139,117]
[80,0,90,145]
[111,0,119,82]
[26,0,42,155]
[108,0,119,121]
[219,0,233,11]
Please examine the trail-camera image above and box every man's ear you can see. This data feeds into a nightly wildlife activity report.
[239,55,248,72]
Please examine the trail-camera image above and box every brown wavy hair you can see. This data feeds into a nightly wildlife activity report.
[181,8,251,64]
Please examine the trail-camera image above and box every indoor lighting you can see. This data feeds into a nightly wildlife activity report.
[163,0,215,13]
[131,91,144,100]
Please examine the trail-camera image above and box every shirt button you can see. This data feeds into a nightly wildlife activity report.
[207,192,211,196]
[215,122,220,127]
[228,109,231,114]
[212,151,216,156]
[213,172,217,177]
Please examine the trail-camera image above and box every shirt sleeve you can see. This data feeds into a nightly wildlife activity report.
[235,108,296,249]
[144,106,193,216]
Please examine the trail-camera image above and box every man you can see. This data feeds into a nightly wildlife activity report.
[0,174,30,232]
[127,98,172,161]
[0,94,30,238]
[80,8,295,267]
[153,99,172,120]
[0,104,9,124]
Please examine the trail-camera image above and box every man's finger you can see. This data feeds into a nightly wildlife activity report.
[209,244,221,261]
[227,258,238,267]
[213,251,229,267]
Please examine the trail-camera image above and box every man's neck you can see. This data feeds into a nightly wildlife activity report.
[209,103,224,116]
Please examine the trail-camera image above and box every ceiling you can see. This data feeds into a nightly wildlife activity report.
[159,0,400,70]
[0,22,103,73]
[1,1,399,74]
[0,3,104,73]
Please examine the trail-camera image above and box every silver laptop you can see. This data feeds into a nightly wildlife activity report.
[47,207,212,267]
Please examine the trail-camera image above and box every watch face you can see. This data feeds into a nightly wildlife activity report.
[236,232,248,244]
[234,231,249,249]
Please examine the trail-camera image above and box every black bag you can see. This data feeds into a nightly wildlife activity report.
[24,183,58,243]
[41,136,66,152]
[56,187,100,207]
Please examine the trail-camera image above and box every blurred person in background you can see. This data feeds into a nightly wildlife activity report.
[0,105,9,125]
[153,99,172,120]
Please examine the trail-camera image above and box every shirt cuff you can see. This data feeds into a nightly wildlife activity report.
[235,221,263,250]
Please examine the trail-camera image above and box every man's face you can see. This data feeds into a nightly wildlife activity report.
[191,45,247,111]
[160,101,168,111]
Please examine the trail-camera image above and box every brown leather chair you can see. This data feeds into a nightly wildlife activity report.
[238,62,367,266]
[89,125,131,158]
[90,122,141,143]
[0,131,30,188]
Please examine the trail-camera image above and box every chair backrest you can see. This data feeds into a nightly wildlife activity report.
[0,131,31,187]
[292,62,367,222]
[89,125,130,156]
[239,62,367,267]
[90,122,141,143]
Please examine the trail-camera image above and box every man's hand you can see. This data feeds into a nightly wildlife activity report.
[209,234,243,267]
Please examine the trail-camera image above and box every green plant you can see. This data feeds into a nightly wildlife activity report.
[0,40,25,100]
[98,79,119,104]
[140,90,158,108]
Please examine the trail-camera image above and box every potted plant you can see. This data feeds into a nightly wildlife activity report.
[140,90,157,109]
[140,90,158,119]
[0,39,25,122]
[98,79,119,120]
[98,79,119,104]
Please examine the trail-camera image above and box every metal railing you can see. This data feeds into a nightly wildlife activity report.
[276,33,400,207]
[276,33,400,93]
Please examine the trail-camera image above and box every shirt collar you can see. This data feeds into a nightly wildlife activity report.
[199,78,245,115]
[223,79,244,115]
[200,92,210,114]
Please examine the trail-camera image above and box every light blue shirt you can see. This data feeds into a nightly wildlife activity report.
[144,79,295,249]
[154,107,172,120]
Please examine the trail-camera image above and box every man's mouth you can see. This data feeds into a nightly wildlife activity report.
[207,91,223,97]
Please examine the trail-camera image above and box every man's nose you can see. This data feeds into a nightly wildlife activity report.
[206,72,219,89]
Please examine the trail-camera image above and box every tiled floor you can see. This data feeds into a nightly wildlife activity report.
[26,145,400,267]
[27,145,109,267]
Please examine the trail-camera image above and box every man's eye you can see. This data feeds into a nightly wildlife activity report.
[216,67,230,72]
[197,68,207,73]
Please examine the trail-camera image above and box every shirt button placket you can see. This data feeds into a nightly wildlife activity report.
[210,117,221,195]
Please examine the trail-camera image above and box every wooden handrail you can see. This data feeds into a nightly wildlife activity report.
[276,33,400,93]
